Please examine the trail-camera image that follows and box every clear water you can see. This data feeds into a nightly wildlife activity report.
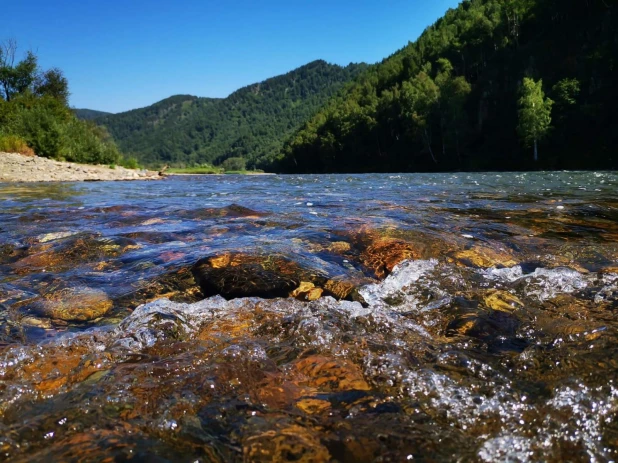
[0,173,617,462]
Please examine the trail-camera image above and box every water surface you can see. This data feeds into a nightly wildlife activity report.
[1,173,617,462]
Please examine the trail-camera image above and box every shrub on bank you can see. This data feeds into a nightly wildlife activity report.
[118,156,139,169]
[0,134,35,156]
[0,95,121,164]
[0,41,122,166]
[221,157,246,172]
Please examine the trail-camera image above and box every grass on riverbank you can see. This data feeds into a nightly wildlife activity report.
[167,167,266,175]
[167,166,223,174]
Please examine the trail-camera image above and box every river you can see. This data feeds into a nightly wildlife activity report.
[1,172,617,461]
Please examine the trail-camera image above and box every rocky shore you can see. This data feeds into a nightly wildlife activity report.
[0,152,161,182]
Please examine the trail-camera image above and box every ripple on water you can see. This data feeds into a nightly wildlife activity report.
[1,173,618,461]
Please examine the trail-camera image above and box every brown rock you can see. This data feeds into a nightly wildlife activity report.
[296,398,332,415]
[327,241,352,253]
[243,424,331,463]
[360,237,421,279]
[192,253,321,299]
[31,287,112,321]
[483,290,524,313]
[293,355,370,392]
[323,279,355,299]
[453,246,517,268]
[290,282,323,301]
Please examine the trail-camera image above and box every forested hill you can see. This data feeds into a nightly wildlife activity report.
[90,60,367,168]
[73,109,112,120]
[274,0,617,173]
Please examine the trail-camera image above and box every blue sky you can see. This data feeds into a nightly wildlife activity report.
[4,0,460,113]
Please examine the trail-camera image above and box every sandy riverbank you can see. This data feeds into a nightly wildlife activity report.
[0,152,162,182]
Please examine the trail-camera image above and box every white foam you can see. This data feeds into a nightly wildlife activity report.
[483,266,590,301]
[359,259,439,308]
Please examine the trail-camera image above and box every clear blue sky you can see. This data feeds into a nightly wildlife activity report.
[5,0,460,113]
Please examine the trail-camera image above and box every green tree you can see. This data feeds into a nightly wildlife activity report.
[0,38,120,165]
[221,156,246,171]
[517,78,553,162]
[435,58,471,163]
[401,71,440,164]
[35,68,70,105]
[0,40,38,101]
[552,78,580,109]
[0,40,68,105]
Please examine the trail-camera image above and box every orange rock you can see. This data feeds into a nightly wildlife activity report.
[360,237,421,278]
[243,424,331,463]
[290,282,323,301]
[323,279,355,299]
[17,346,109,396]
[296,398,332,415]
[454,246,517,268]
[292,355,370,392]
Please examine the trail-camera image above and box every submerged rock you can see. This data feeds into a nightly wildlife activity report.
[14,234,139,274]
[192,253,321,299]
[290,281,323,301]
[446,309,521,343]
[243,423,332,463]
[482,290,524,313]
[453,246,517,268]
[180,204,267,220]
[360,237,421,279]
[292,355,370,392]
[29,287,113,322]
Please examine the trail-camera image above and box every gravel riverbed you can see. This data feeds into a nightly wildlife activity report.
[0,152,161,182]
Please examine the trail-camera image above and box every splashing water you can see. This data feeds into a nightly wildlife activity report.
[1,173,618,461]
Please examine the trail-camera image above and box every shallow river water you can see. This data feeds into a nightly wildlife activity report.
[1,173,618,462]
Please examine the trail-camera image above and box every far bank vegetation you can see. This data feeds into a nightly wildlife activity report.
[0,39,138,168]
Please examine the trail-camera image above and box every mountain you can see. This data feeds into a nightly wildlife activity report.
[275,0,617,173]
[73,109,112,120]
[94,60,367,168]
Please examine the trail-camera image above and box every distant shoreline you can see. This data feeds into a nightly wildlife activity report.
[165,172,276,177]
[0,152,162,183]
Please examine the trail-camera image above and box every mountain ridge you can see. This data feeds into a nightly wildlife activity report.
[73,108,113,120]
[85,60,367,168]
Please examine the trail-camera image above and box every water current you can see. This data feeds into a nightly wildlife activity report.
[1,172,617,462]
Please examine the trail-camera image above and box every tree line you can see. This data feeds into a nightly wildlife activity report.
[273,0,616,173]
[90,61,367,169]
[0,39,133,166]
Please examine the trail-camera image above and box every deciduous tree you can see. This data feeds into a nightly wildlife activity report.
[0,40,68,104]
[517,78,553,162]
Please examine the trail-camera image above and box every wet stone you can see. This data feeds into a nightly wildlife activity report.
[483,289,524,313]
[292,355,371,392]
[243,422,332,463]
[191,253,323,299]
[113,266,202,310]
[452,246,518,268]
[290,281,323,301]
[446,309,521,344]
[180,204,267,220]
[360,237,421,279]
[27,287,113,322]
[13,235,139,274]
[0,243,23,265]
